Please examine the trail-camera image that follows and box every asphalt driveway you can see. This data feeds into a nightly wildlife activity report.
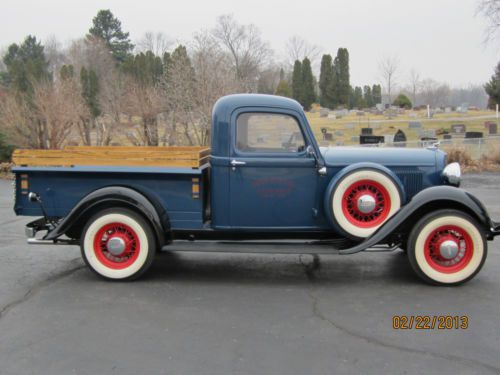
[0,174,499,375]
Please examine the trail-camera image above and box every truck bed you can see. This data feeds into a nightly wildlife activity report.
[12,146,210,168]
[12,146,211,230]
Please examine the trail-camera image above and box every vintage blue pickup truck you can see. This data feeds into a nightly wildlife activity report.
[12,94,500,284]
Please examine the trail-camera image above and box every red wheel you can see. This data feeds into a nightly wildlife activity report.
[330,169,401,238]
[408,209,487,285]
[341,179,391,228]
[81,208,156,280]
[93,222,141,270]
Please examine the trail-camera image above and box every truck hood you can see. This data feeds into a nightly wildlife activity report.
[320,146,440,167]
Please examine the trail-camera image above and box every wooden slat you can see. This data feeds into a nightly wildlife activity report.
[12,146,211,168]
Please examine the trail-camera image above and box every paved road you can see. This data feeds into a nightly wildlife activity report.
[0,175,499,375]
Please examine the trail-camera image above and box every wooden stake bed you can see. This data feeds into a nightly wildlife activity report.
[12,146,211,168]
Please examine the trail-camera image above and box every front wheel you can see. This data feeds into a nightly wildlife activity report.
[81,208,156,280]
[407,209,487,286]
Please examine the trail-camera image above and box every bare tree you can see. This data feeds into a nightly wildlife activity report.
[477,0,500,43]
[378,56,400,104]
[408,68,421,108]
[68,37,124,145]
[212,14,271,92]
[419,79,451,108]
[285,35,321,65]
[190,31,242,145]
[136,32,173,56]
[44,35,67,79]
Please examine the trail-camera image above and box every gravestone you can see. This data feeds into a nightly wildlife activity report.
[345,123,354,129]
[409,121,422,129]
[334,130,344,136]
[465,131,483,139]
[356,111,365,116]
[451,124,466,134]
[320,108,329,117]
[360,135,384,145]
[384,134,394,144]
[336,109,349,117]
[394,129,407,143]
[351,136,360,143]
[485,121,498,134]
[443,134,452,139]
[323,133,333,141]
[361,127,373,135]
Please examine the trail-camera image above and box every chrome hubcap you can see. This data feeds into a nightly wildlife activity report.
[107,237,126,256]
[357,194,376,213]
[439,240,459,260]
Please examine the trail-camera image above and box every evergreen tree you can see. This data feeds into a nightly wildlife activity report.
[59,64,74,80]
[393,93,412,109]
[485,62,500,109]
[2,35,49,93]
[88,9,134,63]
[372,84,382,105]
[363,85,373,107]
[0,132,14,162]
[122,51,164,86]
[301,57,315,111]
[291,60,303,104]
[319,54,335,108]
[352,86,365,108]
[334,48,350,106]
[80,67,101,118]
[275,79,292,97]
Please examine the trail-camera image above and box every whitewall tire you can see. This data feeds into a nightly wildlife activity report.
[81,208,156,280]
[408,210,487,285]
[330,169,401,239]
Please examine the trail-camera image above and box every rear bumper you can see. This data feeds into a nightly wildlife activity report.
[25,218,77,245]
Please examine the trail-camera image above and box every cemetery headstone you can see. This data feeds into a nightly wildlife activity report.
[451,124,466,134]
[360,135,384,145]
[409,121,422,129]
[320,108,329,117]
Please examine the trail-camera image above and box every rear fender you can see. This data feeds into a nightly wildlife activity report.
[44,186,170,246]
[340,186,493,254]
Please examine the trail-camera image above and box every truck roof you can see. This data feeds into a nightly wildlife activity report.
[213,94,304,116]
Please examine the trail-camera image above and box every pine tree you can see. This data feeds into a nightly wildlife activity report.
[275,79,292,97]
[2,35,49,93]
[80,67,101,118]
[485,62,500,109]
[122,51,164,86]
[352,86,365,109]
[301,57,315,111]
[334,48,350,106]
[363,85,373,107]
[88,10,134,63]
[291,60,303,104]
[372,84,382,105]
[319,54,334,108]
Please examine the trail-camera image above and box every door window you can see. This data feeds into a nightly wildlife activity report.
[235,113,305,154]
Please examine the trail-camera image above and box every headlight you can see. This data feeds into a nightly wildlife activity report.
[442,162,461,187]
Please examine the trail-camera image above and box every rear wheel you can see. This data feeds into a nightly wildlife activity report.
[81,208,156,280]
[407,209,487,285]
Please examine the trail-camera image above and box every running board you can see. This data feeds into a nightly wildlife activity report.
[162,241,401,255]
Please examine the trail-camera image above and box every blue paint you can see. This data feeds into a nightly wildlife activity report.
[14,93,450,237]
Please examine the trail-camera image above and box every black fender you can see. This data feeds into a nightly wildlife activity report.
[339,186,493,254]
[44,186,171,246]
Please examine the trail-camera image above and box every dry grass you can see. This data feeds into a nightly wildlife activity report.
[446,147,500,173]
[0,163,13,179]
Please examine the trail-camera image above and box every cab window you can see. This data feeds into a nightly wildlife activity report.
[235,113,305,154]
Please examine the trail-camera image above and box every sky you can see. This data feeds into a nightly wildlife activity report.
[0,0,498,88]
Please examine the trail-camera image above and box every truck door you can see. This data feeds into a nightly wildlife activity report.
[229,110,319,229]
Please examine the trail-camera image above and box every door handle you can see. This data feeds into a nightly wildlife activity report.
[230,160,246,166]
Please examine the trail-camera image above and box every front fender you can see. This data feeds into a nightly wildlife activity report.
[339,186,493,254]
[44,186,170,246]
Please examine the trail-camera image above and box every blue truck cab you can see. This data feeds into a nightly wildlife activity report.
[12,94,500,284]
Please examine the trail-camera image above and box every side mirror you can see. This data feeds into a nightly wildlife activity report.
[306,145,316,158]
